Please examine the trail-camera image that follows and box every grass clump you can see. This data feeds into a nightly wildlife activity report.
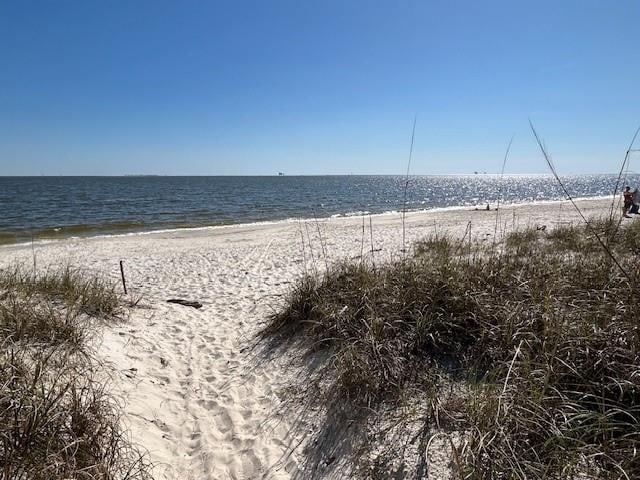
[0,267,150,480]
[0,266,121,317]
[263,217,640,479]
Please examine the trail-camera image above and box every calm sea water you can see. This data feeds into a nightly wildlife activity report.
[0,175,633,244]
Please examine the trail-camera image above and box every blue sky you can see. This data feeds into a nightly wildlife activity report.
[1,0,639,175]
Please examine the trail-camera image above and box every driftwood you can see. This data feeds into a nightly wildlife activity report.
[166,299,203,309]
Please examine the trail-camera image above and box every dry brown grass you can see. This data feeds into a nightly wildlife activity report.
[263,217,640,479]
[0,267,151,480]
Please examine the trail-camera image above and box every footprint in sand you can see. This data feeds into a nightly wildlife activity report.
[215,410,234,434]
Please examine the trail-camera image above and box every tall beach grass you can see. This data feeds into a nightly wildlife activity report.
[262,216,640,479]
[0,267,151,480]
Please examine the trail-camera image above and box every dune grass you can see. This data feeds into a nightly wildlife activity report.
[0,267,151,480]
[0,266,121,318]
[263,217,640,479]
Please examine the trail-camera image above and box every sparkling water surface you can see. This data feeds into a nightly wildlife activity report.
[0,175,634,243]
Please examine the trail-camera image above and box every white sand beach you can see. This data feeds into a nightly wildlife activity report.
[0,198,615,479]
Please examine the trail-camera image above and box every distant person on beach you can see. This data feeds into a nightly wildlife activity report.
[630,188,640,215]
[623,186,633,218]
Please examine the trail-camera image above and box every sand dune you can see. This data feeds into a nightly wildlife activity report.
[0,198,613,479]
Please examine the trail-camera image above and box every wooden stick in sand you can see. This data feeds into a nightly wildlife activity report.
[119,260,128,295]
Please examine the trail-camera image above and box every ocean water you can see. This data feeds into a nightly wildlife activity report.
[0,175,634,244]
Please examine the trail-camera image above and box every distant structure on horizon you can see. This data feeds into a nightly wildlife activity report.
[278,172,284,176]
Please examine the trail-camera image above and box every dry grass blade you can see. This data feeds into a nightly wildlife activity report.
[402,116,417,255]
[609,125,640,222]
[529,119,631,284]
[493,136,514,248]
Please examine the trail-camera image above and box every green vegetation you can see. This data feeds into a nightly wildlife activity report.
[0,267,151,480]
[263,217,640,479]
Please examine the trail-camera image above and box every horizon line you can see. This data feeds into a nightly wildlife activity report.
[0,172,627,178]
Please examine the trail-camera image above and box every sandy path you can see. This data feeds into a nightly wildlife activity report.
[0,198,615,479]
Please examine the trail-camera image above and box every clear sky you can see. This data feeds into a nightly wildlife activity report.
[1,0,639,176]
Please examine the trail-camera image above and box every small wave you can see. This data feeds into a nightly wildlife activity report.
[331,210,371,218]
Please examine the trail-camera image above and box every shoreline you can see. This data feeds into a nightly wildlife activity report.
[0,194,616,250]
